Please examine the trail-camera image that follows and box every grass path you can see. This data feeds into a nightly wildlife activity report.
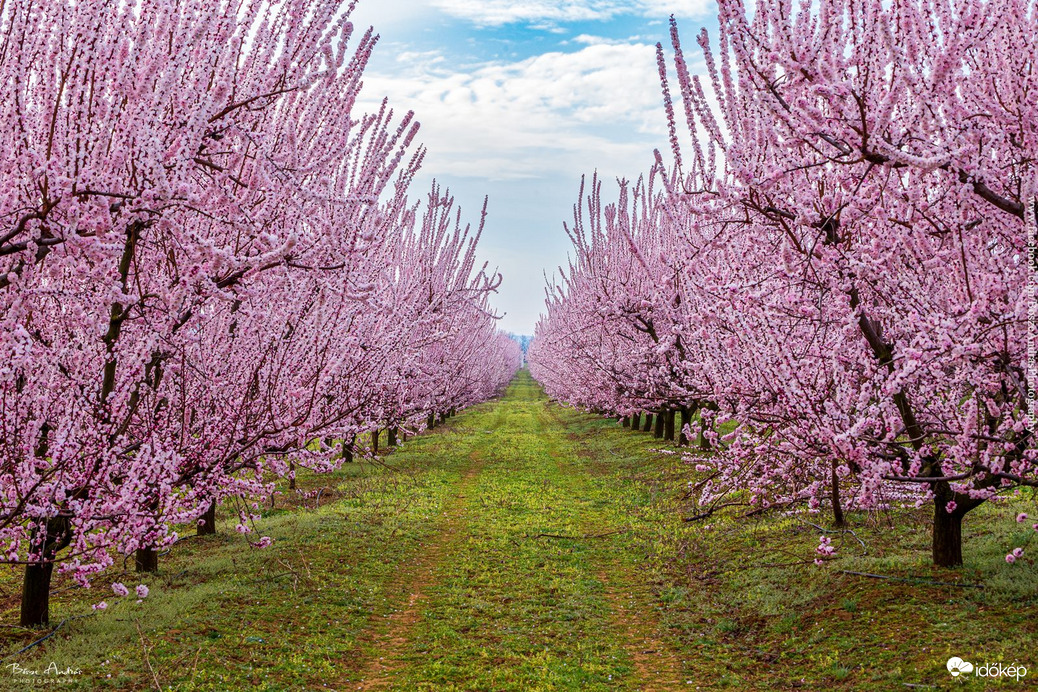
[354,455,485,689]
[350,371,686,690]
[3,370,1035,690]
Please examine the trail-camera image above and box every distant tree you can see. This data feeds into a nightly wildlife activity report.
[506,333,534,364]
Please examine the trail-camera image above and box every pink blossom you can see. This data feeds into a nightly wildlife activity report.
[92,602,108,611]
[136,585,149,599]
[111,583,129,597]
[815,535,837,558]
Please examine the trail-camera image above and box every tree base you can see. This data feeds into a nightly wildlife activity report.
[932,503,964,567]
[135,547,159,573]
[197,502,217,536]
[21,562,55,627]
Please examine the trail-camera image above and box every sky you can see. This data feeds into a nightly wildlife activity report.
[349,0,720,334]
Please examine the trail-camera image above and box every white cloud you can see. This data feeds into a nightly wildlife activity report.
[571,33,652,45]
[394,50,447,66]
[640,0,715,17]
[429,0,713,26]
[349,0,440,32]
[358,42,679,182]
[344,6,719,332]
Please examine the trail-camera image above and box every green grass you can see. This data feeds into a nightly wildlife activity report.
[1,371,1035,690]
[0,423,474,690]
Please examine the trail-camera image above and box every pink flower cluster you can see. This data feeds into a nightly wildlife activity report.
[95,582,148,611]
[814,536,837,566]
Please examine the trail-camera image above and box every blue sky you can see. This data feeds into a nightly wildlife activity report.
[350,1,719,334]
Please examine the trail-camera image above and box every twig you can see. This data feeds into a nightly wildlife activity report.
[365,454,413,478]
[189,645,203,679]
[680,471,721,500]
[527,529,627,540]
[801,521,868,555]
[135,619,162,692]
[275,558,302,592]
[238,571,293,587]
[163,569,189,585]
[159,533,204,556]
[48,584,84,596]
[839,570,984,588]
[683,501,749,522]
[724,558,819,572]
[738,506,770,519]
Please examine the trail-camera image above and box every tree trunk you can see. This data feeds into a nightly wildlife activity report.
[135,547,159,573]
[932,505,964,567]
[621,416,630,428]
[830,463,846,528]
[427,412,436,430]
[679,407,691,447]
[341,436,354,463]
[20,516,73,627]
[698,417,711,450]
[197,501,217,536]
[388,427,398,447]
[288,460,296,490]
[932,484,966,567]
[371,429,379,454]
[664,409,676,441]
[653,411,665,439]
[642,413,653,432]
[20,562,55,627]
[631,412,641,431]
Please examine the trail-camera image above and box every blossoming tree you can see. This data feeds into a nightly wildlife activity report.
[532,0,1036,567]
[0,0,518,626]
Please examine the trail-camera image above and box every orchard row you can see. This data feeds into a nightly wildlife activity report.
[530,0,1037,568]
[0,0,520,626]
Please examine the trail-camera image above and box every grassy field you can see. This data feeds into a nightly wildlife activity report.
[2,371,1035,690]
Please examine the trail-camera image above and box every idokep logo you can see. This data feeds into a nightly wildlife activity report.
[947,656,1028,681]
